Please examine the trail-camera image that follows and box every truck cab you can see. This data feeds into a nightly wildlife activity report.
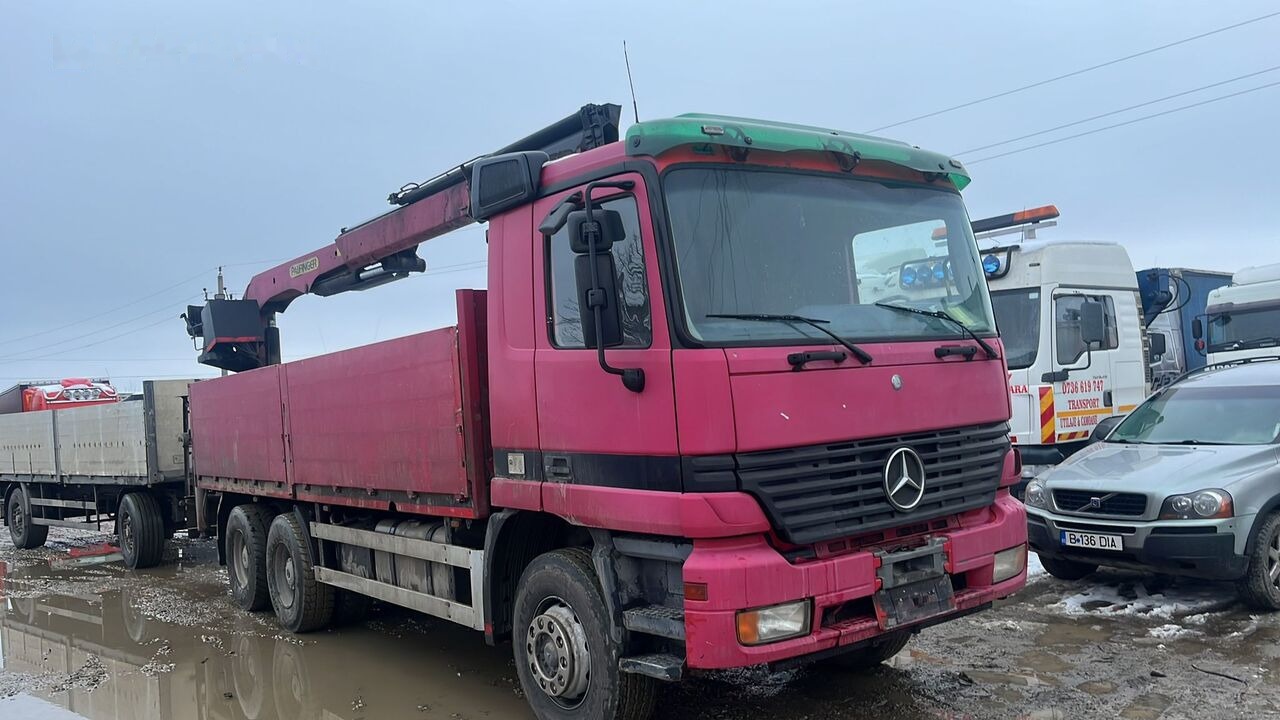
[975,207,1147,486]
[1198,263,1280,364]
[1136,267,1232,390]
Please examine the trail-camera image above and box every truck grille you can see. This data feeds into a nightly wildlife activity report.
[732,423,1010,545]
[1052,490,1147,517]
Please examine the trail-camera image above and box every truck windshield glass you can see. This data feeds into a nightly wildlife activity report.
[990,289,1040,369]
[1109,385,1280,445]
[663,168,995,345]
[1206,304,1280,352]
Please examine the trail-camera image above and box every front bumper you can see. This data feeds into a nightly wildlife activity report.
[681,493,1027,669]
[1026,507,1251,581]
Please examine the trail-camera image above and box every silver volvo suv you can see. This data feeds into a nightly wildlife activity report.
[1024,358,1280,610]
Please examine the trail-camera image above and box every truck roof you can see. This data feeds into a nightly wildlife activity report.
[983,240,1138,291]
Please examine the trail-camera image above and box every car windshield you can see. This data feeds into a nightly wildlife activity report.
[989,288,1041,370]
[663,168,996,345]
[1109,384,1280,445]
[1206,303,1280,352]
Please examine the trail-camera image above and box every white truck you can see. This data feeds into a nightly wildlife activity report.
[974,206,1149,492]
[1195,262,1280,364]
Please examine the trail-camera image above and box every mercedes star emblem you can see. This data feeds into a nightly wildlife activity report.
[891,374,903,390]
[883,447,927,511]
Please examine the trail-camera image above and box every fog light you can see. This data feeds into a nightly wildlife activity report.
[993,544,1027,583]
[736,599,811,646]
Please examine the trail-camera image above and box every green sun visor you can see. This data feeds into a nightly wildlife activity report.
[624,113,971,190]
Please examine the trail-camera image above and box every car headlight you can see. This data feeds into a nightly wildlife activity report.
[1024,480,1048,509]
[1159,489,1232,520]
[736,599,811,645]
[993,544,1027,583]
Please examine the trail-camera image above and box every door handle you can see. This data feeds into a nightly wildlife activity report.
[545,455,573,483]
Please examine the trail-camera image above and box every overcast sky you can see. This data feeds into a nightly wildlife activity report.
[2,1,1278,390]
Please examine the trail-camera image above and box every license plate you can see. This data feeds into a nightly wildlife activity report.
[1060,530,1122,552]
[873,575,956,630]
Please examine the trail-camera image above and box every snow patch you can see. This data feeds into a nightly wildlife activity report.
[1048,578,1234,619]
[1027,553,1046,581]
[1148,623,1193,639]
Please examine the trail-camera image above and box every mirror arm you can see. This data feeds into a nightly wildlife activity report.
[583,181,644,393]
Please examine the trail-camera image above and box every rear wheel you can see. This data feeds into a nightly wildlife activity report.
[513,548,656,720]
[6,485,48,550]
[118,492,165,569]
[1038,555,1098,581]
[266,513,333,633]
[1237,512,1280,611]
[227,504,273,611]
[825,630,911,670]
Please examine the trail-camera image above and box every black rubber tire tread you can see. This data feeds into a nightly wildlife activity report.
[513,547,656,720]
[119,492,165,569]
[827,630,911,670]
[1038,554,1098,581]
[227,504,273,611]
[266,513,334,633]
[6,486,49,550]
[331,589,372,627]
[1237,512,1280,611]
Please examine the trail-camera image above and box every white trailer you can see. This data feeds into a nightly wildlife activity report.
[0,379,195,568]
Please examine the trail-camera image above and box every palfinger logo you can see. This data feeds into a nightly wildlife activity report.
[883,447,927,511]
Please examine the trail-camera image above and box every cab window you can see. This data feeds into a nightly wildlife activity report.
[546,195,652,348]
[1055,294,1117,364]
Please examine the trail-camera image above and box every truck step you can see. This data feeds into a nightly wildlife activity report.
[622,605,685,640]
[619,653,683,682]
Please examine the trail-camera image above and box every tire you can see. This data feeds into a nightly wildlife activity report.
[265,513,334,633]
[1038,554,1098,581]
[513,548,656,720]
[1237,512,1280,611]
[825,630,911,670]
[227,504,273,611]
[6,485,49,550]
[118,492,165,569]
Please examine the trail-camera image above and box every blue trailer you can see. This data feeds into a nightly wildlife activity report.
[1136,267,1232,389]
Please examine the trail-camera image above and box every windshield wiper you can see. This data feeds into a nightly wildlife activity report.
[707,313,873,364]
[874,302,1000,359]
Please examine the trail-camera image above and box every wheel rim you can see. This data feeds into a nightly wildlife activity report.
[10,497,25,538]
[121,511,135,556]
[1269,531,1280,590]
[271,544,297,610]
[230,531,250,588]
[525,597,591,709]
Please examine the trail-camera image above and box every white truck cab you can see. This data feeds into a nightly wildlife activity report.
[1197,263,1280,364]
[976,206,1148,489]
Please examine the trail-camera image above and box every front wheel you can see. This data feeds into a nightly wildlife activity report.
[118,492,165,569]
[1038,554,1098,581]
[513,548,656,720]
[6,485,49,550]
[1237,512,1280,611]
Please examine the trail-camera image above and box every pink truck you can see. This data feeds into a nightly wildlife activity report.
[183,104,1027,720]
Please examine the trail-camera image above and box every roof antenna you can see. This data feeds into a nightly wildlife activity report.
[623,41,640,123]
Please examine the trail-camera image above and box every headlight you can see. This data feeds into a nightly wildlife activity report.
[736,599,811,645]
[993,544,1027,583]
[1024,480,1048,509]
[1159,489,1232,520]
[72,390,83,400]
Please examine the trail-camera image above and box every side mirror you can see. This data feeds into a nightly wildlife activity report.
[1080,300,1107,345]
[566,201,645,392]
[1089,415,1125,445]
[1147,332,1167,362]
[1191,317,1203,340]
[568,209,625,254]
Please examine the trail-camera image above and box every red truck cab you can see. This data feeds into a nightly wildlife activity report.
[0,378,120,413]
[187,108,1026,720]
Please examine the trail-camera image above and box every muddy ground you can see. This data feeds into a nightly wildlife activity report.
[0,528,1276,720]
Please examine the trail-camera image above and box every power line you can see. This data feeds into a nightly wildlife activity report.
[956,64,1280,155]
[866,10,1280,133]
[0,314,182,364]
[0,296,200,362]
[963,78,1280,165]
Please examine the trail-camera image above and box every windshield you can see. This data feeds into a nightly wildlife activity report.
[663,168,996,345]
[990,289,1041,370]
[1206,303,1280,352]
[1109,385,1280,445]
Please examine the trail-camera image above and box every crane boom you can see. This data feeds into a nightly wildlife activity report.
[185,103,620,372]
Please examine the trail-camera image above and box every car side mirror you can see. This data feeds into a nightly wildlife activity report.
[1147,333,1167,362]
[1089,415,1125,445]
[568,209,626,350]
[1080,300,1107,345]
[1191,317,1203,340]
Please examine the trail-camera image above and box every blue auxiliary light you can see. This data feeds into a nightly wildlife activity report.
[932,263,947,281]
[982,254,1001,275]
[900,266,918,286]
